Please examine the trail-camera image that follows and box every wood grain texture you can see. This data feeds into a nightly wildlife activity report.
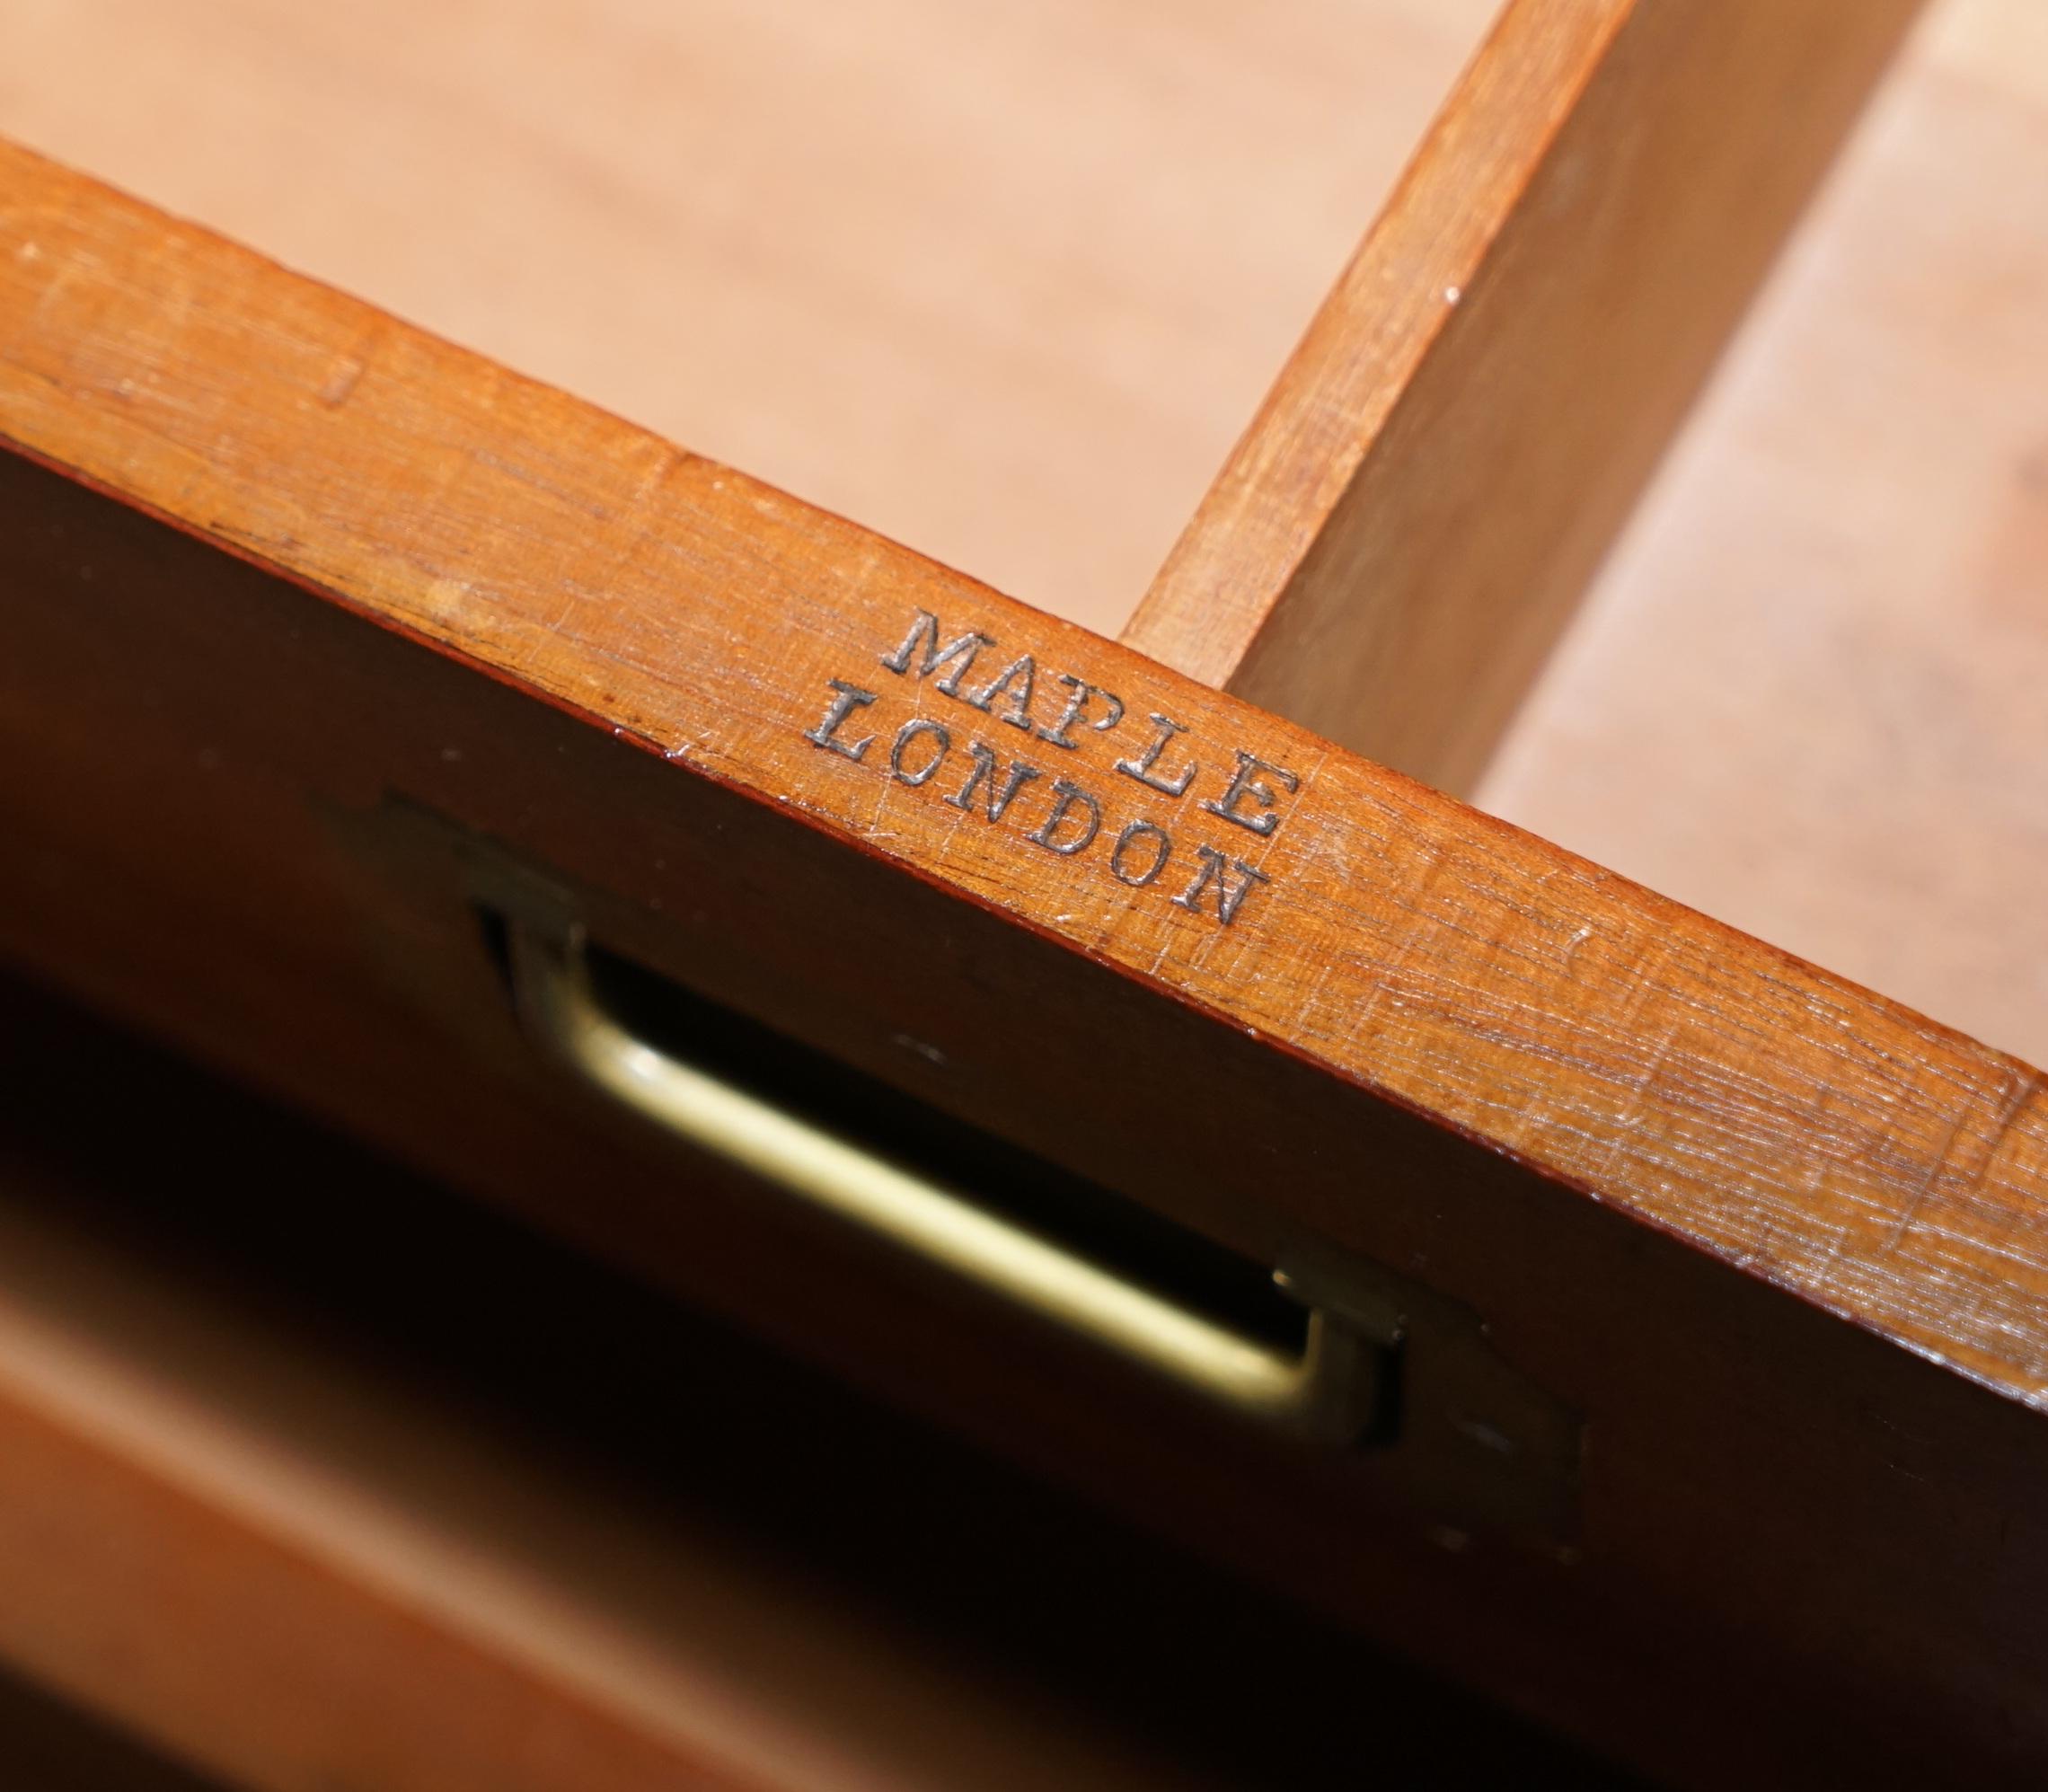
[8,134,2039,1419]
[10,0,2035,1148]
[1122,0,1926,795]
[1482,0,2048,1070]
[8,139,2048,1780]
[0,0,1494,637]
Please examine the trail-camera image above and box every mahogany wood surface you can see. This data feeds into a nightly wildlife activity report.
[0,0,1496,639]
[1122,0,1926,796]
[7,0,2039,1081]
[4,140,2048,1783]
[9,0,2040,1082]
[1484,4,2048,1071]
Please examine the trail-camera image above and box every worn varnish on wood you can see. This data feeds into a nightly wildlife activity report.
[5,137,2048,1784]
[12,0,2037,1083]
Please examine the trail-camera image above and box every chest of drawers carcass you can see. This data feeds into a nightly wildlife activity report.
[4,1,2046,1785]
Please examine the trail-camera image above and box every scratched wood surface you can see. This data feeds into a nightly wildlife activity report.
[5,457,1704,1781]
[6,132,2044,1435]
[6,0,2041,1089]
[1483,2,2048,1072]
[6,139,2048,1781]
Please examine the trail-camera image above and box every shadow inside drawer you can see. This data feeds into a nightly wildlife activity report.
[0,965,1638,1789]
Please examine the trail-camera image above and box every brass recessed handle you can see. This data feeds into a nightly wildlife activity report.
[506,920,1388,1445]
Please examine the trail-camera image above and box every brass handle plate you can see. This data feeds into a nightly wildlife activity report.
[507,921,1388,1445]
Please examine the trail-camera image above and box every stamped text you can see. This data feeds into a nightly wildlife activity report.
[804,610,1298,926]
